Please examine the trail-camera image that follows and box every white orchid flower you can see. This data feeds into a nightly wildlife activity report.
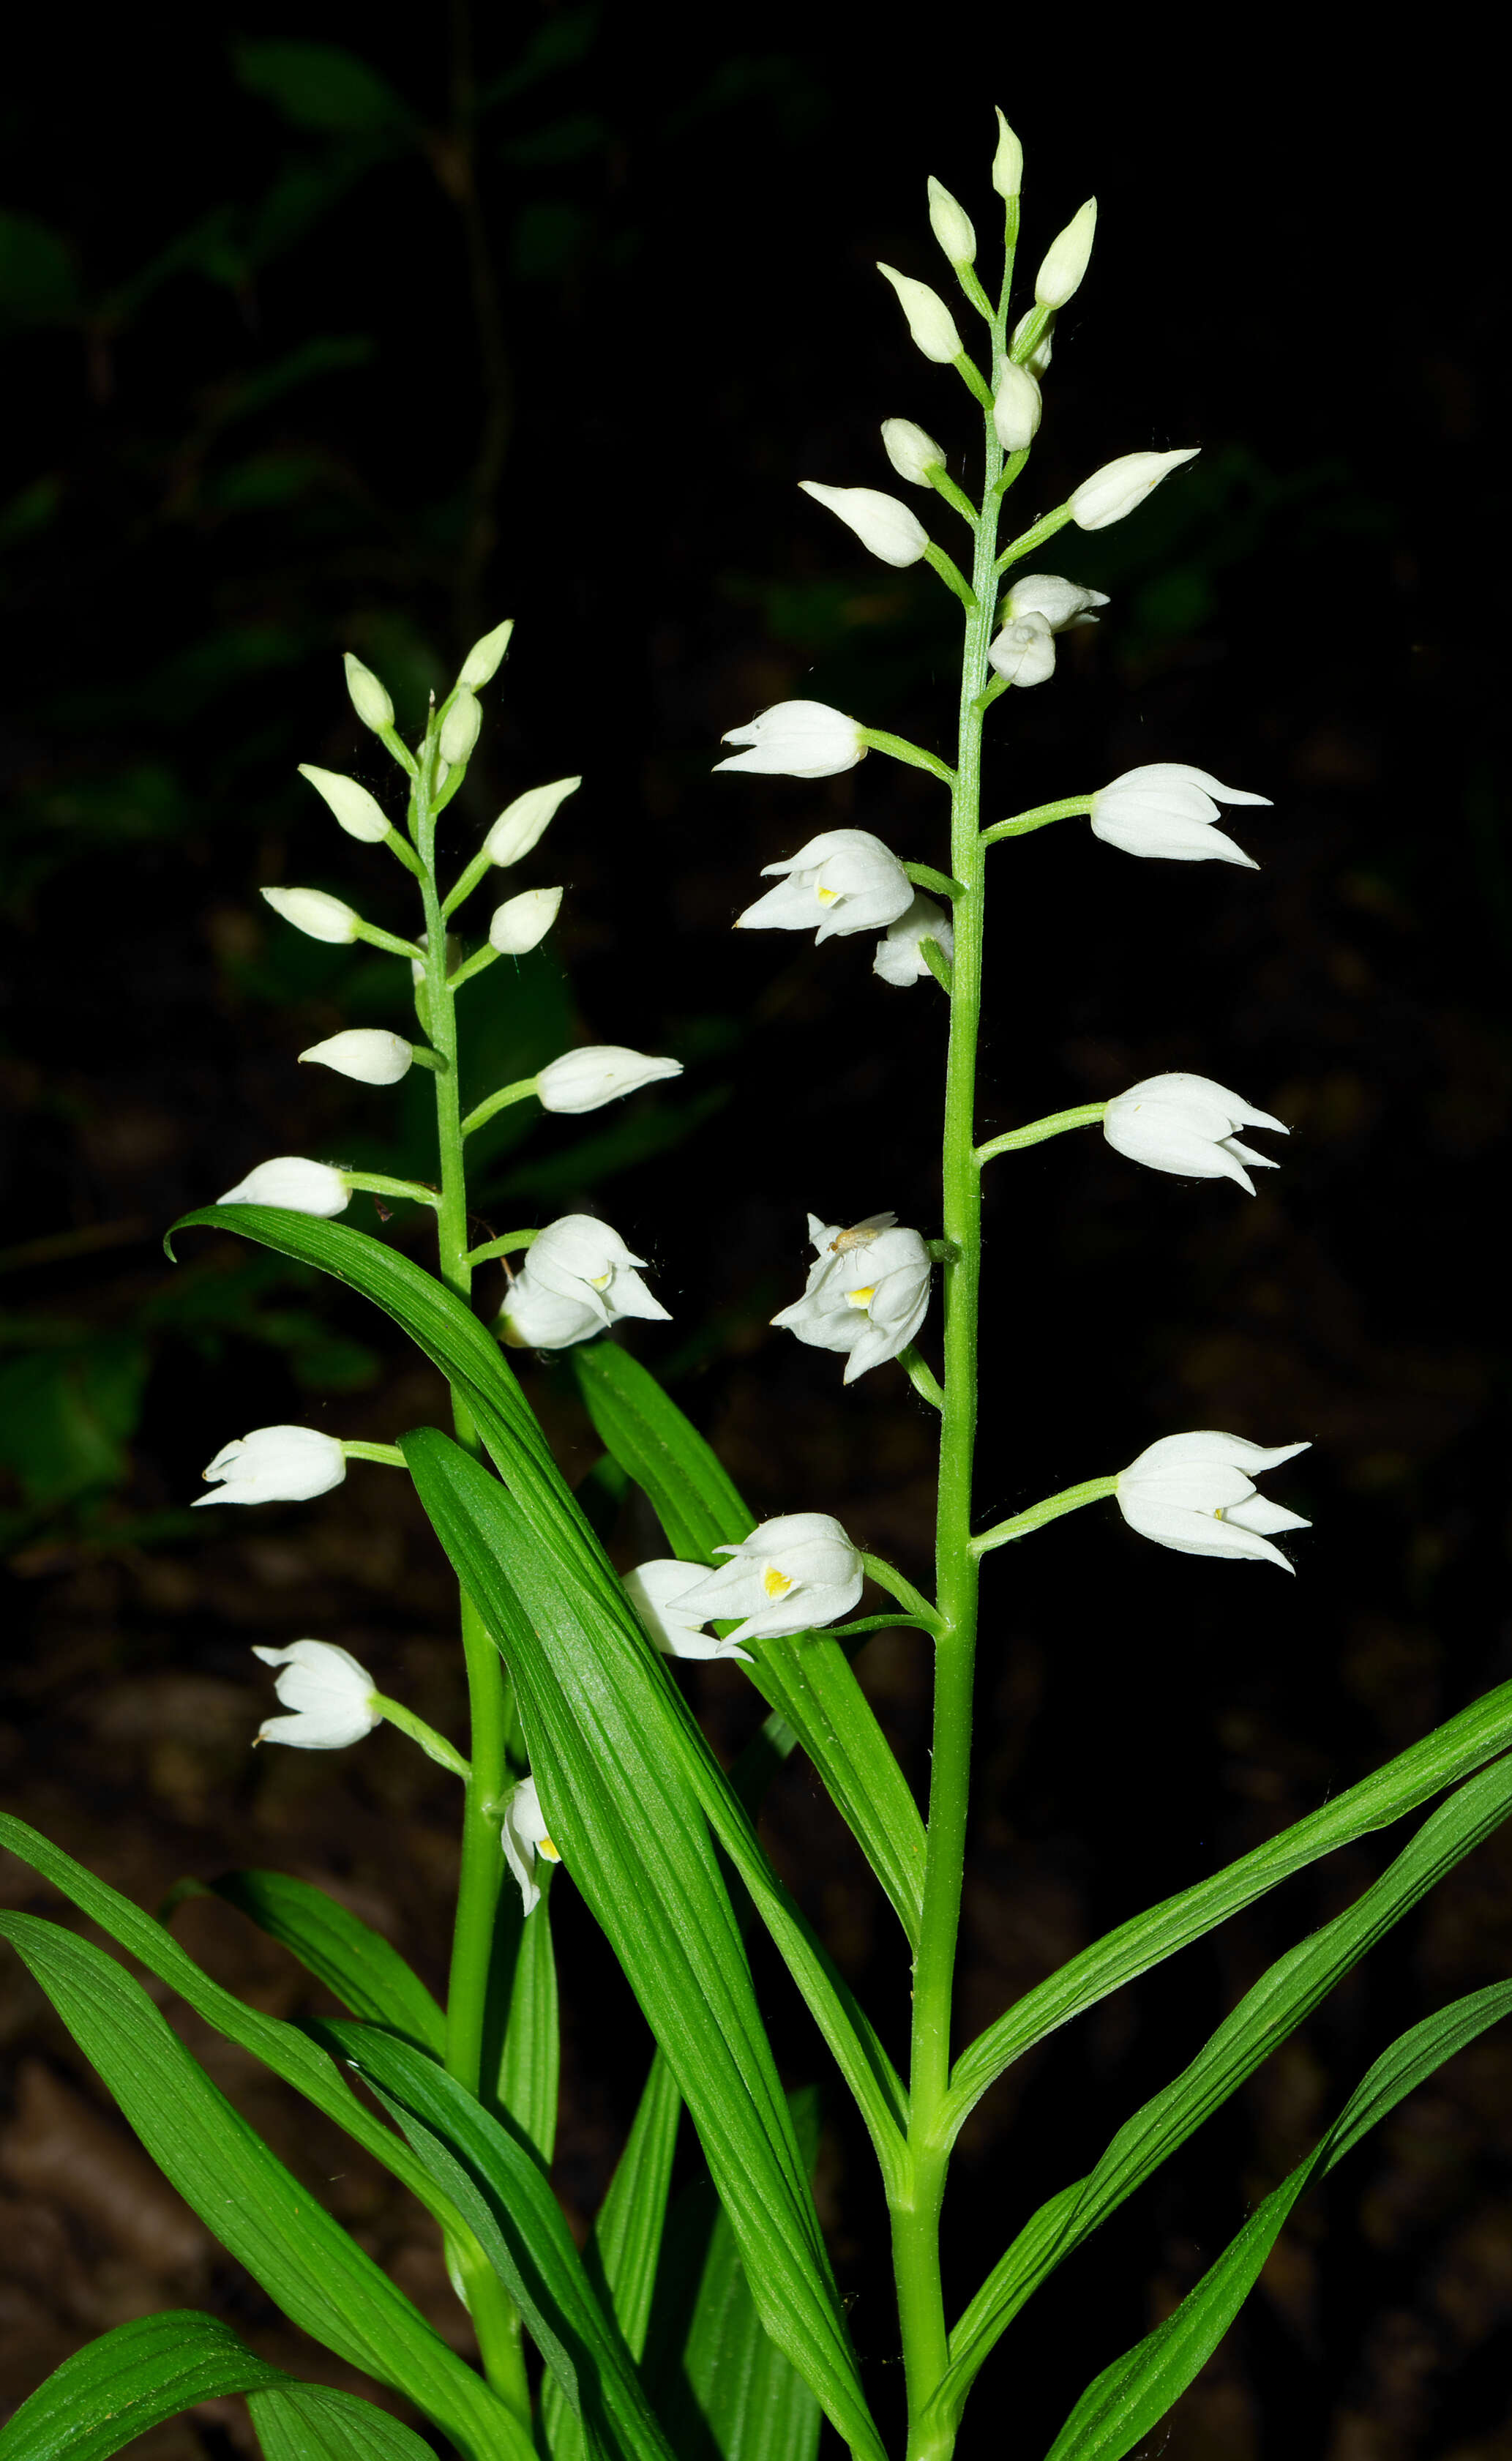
[252,1640,381,1749]
[1090,763,1270,867]
[482,777,580,867]
[772,1213,932,1383]
[798,481,930,569]
[299,1029,414,1086]
[195,1426,348,1508]
[987,612,1057,689]
[218,1157,351,1215]
[260,886,362,945]
[489,886,562,954]
[875,262,963,362]
[671,1514,864,1646]
[297,766,391,844]
[1104,1072,1289,1195]
[736,830,912,944]
[501,1774,561,1916]
[1116,1433,1311,1571]
[716,701,866,780]
[1070,447,1200,531]
[880,419,946,488]
[992,361,1043,452]
[536,1047,683,1113]
[624,1560,753,1663]
[1035,198,1098,309]
[1002,574,1109,632]
[874,893,954,987]
[500,1214,670,1351]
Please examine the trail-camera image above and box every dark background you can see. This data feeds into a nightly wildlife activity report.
[2,10,1508,2457]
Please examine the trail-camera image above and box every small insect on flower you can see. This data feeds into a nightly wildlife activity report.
[830,1211,899,1253]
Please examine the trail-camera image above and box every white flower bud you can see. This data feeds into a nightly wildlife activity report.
[987,611,1056,688]
[992,110,1022,201]
[489,886,562,955]
[261,886,361,944]
[798,481,929,570]
[1089,763,1269,867]
[1002,574,1109,632]
[927,176,976,266]
[252,1640,381,1749]
[1011,310,1053,375]
[218,1157,351,1216]
[992,360,1042,453]
[483,777,580,867]
[716,702,865,781]
[343,652,394,735]
[880,419,946,488]
[1070,447,1200,532]
[457,617,514,690]
[196,1426,348,1508]
[297,765,390,844]
[536,1047,683,1115]
[438,690,482,768]
[299,1028,414,1086]
[876,262,963,364]
[873,893,954,988]
[1035,198,1097,310]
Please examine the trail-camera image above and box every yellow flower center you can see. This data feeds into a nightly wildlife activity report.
[588,1269,613,1289]
[538,1834,562,1864]
[815,884,839,903]
[845,1285,876,1310]
[763,1565,794,1599]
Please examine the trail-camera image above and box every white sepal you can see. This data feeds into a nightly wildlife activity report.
[880,419,946,488]
[299,1028,413,1086]
[498,1213,669,1351]
[736,829,912,945]
[987,612,1056,688]
[500,1774,561,1916]
[218,1157,351,1216]
[457,617,514,689]
[876,262,964,363]
[483,777,580,867]
[490,886,562,955]
[992,361,1043,452]
[252,1640,381,1749]
[716,701,865,780]
[1116,1432,1311,1571]
[927,176,977,266]
[261,886,361,945]
[1090,763,1270,867]
[1071,447,1200,531]
[535,1047,683,1114]
[297,765,390,843]
[671,1513,864,1645]
[624,1560,753,1663]
[798,481,929,569]
[439,690,482,767]
[873,893,953,988]
[1002,573,1109,632]
[1104,1072,1287,1194]
[343,654,394,734]
[1035,198,1097,309]
[771,1214,932,1384]
[198,1426,348,1508]
[992,110,1023,201]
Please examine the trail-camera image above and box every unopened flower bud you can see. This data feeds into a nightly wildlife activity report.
[343,653,394,735]
[1070,447,1200,532]
[483,777,580,867]
[297,765,390,844]
[1011,310,1053,375]
[439,690,482,768]
[1035,198,1097,310]
[992,360,1042,453]
[218,1157,351,1216]
[299,1028,414,1086]
[489,886,562,955]
[992,110,1022,201]
[798,481,929,569]
[927,176,976,266]
[457,617,514,690]
[880,419,946,488]
[536,1047,683,1115]
[261,886,361,944]
[876,262,963,364]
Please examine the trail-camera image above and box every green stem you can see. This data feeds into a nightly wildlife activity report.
[343,1441,408,1468]
[928,465,978,528]
[465,1228,540,1267]
[981,795,1092,845]
[976,1102,1107,1163]
[860,1552,940,1630]
[970,1474,1118,1558]
[858,727,957,787]
[442,846,494,919]
[898,1342,946,1411]
[904,863,966,900]
[343,1170,440,1209]
[995,501,1075,576]
[372,1695,473,1781]
[923,543,977,610]
[460,1078,539,1138]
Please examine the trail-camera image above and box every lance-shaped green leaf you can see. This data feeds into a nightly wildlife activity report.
[1043,1978,1512,2461]
[490,1872,560,2166]
[247,2383,446,2461]
[945,1673,1512,2139]
[165,1870,446,2055]
[400,1427,888,2461]
[0,2311,288,2461]
[937,1748,1512,2424]
[0,1916,525,2461]
[573,1340,926,1942]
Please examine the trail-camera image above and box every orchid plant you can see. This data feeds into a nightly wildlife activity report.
[4,109,1511,2461]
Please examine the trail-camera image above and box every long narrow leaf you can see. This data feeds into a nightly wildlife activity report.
[0,2312,286,2461]
[1043,1979,1512,2460]
[247,2384,443,2461]
[494,1874,560,2166]
[574,1341,926,1941]
[0,1916,523,2461]
[168,1870,446,2054]
[940,1749,1512,2419]
[946,1675,1512,2136]
[400,1427,886,2461]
